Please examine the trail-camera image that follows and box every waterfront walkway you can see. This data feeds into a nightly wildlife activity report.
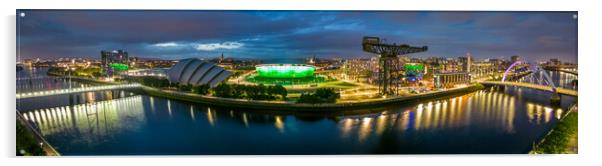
[480,81,577,96]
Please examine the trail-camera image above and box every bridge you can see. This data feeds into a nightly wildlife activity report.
[16,76,58,81]
[542,65,578,75]
[16,83,142,99]
[550,68,578,76]
[496,60,578,105]
[480,81,577,97]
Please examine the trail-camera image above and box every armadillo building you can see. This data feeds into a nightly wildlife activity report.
[166,58,231,87]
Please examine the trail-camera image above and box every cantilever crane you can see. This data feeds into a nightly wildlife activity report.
[362,36,428,96]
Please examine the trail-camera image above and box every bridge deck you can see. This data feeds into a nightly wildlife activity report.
[556,69,578,75]
[480,81,577,96]
[16,83,142,99]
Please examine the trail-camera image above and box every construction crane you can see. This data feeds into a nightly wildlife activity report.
[362,36,428,96]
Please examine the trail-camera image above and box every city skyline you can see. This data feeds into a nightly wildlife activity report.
[15,9,580,155]
[17,10,577,63]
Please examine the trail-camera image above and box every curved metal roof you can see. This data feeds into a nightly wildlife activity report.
[167,58,231,87]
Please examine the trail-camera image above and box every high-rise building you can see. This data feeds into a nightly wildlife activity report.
[511,55,520,63]
[549,58,561,66]
[458,53,472,73]
[100,50,129,75]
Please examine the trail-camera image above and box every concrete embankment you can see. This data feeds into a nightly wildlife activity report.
[141,84,485,113]
[50,72,485,114]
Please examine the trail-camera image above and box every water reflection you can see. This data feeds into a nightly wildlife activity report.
[207,108,216,126]
[274,116,285,133]
[526,102,563,125]
[15,68,575,154]
[337,90,527,142]
[22,96,145,143]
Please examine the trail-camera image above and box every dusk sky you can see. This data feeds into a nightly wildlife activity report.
[17,10,577,63]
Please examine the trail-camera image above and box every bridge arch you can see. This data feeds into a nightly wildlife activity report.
[501,60,556,90]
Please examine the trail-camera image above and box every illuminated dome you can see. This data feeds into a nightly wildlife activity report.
[167,58,231,87]
[256,64,315,78]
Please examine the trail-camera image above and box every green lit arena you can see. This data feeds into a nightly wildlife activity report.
[247,64,334,85]
[256,64,315,78]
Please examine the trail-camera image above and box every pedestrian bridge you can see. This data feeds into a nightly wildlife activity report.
[16,76,57,81]
[480,81,577,97]
[16,83,142,99]
[555,69,578,76]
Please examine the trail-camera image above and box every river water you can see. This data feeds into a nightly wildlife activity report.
[16,67,577,154]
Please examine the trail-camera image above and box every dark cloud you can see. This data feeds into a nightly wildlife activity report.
[17,10,577,63]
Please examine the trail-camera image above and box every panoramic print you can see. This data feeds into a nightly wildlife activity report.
[15,10,578,155]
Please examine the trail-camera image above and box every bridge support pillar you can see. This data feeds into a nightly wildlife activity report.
[550,93,561,106]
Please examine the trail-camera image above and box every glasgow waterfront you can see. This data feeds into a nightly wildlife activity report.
[15,10,577,155]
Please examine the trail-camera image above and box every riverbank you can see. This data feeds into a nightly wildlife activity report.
[45,72,485,114]
[530,104,578,154]
[16,111,60,156]
[47,72,121,85]
[141,84,485,114]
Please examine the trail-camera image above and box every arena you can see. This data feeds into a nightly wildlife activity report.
[255,64,315,78]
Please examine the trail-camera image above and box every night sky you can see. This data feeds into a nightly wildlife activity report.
[17,10,578,63]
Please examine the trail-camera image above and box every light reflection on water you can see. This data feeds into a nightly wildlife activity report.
[22,96,146,144]
[16,68,576,154]
[17,87,571,154]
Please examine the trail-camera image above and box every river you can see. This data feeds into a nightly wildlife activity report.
[16,67,578,154]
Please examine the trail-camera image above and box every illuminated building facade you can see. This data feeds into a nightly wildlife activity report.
[403,63,425,82]
[471,62,497,79]
[342,58,378,83]
[434,72,470,89]
[101,50,129,76]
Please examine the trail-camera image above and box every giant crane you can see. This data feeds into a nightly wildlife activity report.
[362,36,428,96]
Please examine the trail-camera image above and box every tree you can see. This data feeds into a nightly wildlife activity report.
[178,84,192,92]
[91,71,102,78]
[296,88,339,104]
[213,83,232,98]
[208,83,287,101]
[273,84,287,100]
[192,84,210,95]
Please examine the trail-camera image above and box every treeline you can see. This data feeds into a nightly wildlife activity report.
[120,76,172,88]
[297,88,339,104]
[48,66,102,78]
[213,83,287,101]
[120,76,211,95]
[176,84,211,95]
[123,76,287,100]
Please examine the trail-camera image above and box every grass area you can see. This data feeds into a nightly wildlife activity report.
[286,81,360,94]
[318,81,358,88]
[16,122,46,156]
[245,74,335,86]
[531,111,578,154]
